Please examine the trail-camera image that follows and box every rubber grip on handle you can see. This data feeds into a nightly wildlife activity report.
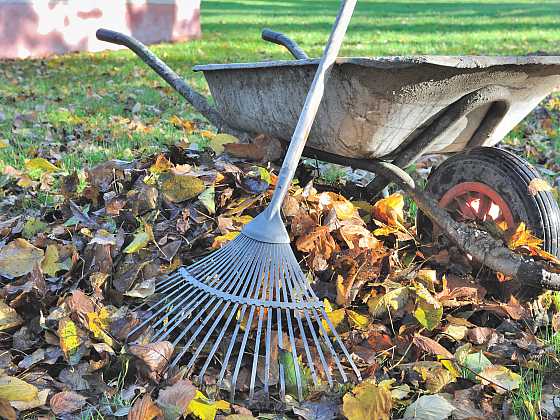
[261,28,309,60]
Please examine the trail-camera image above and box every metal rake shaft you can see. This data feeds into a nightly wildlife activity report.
[128,233,361,400]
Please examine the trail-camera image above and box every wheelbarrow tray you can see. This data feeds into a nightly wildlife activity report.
[194,56,560,160]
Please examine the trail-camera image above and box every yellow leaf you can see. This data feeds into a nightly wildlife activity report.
[322,299,346,334]
[372,193,404,226]
[413,283,443,331]
[199,130,215,139]
[169,115,195,132]
[508,222,543,251]
[0,376,38,402]
[0,139,8,149]
[149,154,174,174]
[186,390,220,420]
[346,310,370,330]
[24,158,60,173]
[0,238,44,279]
[161,174,205,203]
[86,307,114,347]
[58,318,83,365]
[319,192,355,220]
[41,244,60,277]
[211,231,239,249]
[367,284,409,317]
[0,301,23,331]
[528,178,553,196]
[210,133,238,154]
[342,379,392,420]
[124,231,150,254]
[480,365,521,393]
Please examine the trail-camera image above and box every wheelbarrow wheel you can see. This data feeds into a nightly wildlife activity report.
[417,147,560,259]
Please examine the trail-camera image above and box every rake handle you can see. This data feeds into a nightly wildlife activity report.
[266,0,357,216]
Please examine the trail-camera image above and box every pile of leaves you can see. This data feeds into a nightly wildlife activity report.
[0,117,559,420]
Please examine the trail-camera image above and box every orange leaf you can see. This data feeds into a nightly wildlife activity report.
[372,193,404,226]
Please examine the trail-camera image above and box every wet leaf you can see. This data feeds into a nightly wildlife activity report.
[129,393,163,420]
[0,238,44,279]
[50,391,86,415]
[403,394,455,419]
[25,157,60,173]
[342,380,392,420]
[0,301,23,331]
[161,174,205,203]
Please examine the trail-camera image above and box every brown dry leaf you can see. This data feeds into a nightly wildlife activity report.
[412,334,453,359]
[467,327,494,345]
[50,391,87,415]
[0,301,23,331]
[295,226,336,260]
[0,238,44,279]
[372,193,404,226]
[224,133,283,162]
[66,290,95,321]
[0,398,16,420]
[129,341,174,382]
[528,178,553,195]
[156,379,197,419]
[160,174,205,203]
[129,393,163,420]
[342,379,392,420]
[339,224,379,250]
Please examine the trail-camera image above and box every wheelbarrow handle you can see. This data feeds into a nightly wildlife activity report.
[261,29,309,60]
[95,28,228,133]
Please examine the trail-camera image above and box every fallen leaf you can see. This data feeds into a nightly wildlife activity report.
[210,133,238,154]
[528,178,553,195]
[25,157,60,173]
[50,391,86,415]
[0,398,16,420]
[342,380,392,420]
[169,115,195,132]
[124,231,151,254]
[403,394,455,419]
[319,192,355,220]
[0,376,38,402]
[124,278,156,298]
[150,154,174,174]
[58,318,85,365]
[185,390,229,420]
[346,310,370,330]
[129,342,174,382]
[160,174,205,203]
[41,244,60,276]
[412,335,453,359]
[199,187,216,214]
[0,238,44,279]
[10,388,49,411]
[157,379,196,420]
[0,301,23,331]
[480,365,521,393]
[372,193,404,226]
[129,393,163,420]
[413,283,443,331]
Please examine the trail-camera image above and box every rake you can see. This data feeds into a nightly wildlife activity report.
[128,0,361,401]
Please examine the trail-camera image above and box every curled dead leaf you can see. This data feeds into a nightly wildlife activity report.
[129,341,174,382]
[129,393,163,420]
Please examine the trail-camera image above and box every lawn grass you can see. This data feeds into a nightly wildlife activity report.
[1,0,560,175]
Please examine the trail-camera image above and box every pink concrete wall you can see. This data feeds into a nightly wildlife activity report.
[0,0,201,59]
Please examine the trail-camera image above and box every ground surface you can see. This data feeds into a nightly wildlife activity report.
[1,1,560,419]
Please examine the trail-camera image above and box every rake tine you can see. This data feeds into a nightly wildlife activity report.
[283,258,319,387]
[278,249,303,400]
[274,248,286,401]
[217,242,268,389]
[159,244,255,344]
[249,246,273,399]
[147,242,255,341]
[263,261,274,395]
[178,241,261,372]
[230,243,271,400]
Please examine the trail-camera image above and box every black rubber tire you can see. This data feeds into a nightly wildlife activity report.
[417,147,560,258]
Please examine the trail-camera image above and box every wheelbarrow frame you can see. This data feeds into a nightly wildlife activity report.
[94,28,560,291]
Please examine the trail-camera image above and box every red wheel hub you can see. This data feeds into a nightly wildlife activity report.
[438,181,515,229]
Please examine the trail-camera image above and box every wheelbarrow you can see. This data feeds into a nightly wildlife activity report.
[96,28,560,291]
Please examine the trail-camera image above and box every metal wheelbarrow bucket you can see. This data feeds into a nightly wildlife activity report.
[95,28,560,291]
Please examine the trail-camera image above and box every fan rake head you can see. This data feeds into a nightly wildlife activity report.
[127,233,361,401]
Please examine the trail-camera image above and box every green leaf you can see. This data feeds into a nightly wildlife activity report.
[124,231,150,254]
[199,186,216,214]
[22,217,48,239]
[279,349,309,398]
[413,283,443,331]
